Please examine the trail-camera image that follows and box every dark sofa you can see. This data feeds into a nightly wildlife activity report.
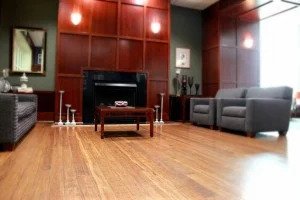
[0,93,37,150]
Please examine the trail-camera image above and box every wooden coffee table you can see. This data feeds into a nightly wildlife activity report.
[95,106,154,139]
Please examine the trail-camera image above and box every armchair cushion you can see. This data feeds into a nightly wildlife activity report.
[17,102,36,120]
[194,105,210,114]
[222,106,246,118]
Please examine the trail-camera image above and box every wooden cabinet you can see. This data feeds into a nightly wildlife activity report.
[169,95,202,122]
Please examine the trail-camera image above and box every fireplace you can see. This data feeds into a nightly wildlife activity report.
[83,71,147,124]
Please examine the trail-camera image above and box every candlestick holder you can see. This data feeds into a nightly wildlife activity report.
[70,109,76,126]
[65,104,71,125]
[154,105,160,124]
[159,93,165,124]
[58,90,65,126]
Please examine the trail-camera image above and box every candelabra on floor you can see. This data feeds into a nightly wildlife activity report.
[160,93,165,124]
[70,109,76,125]
[65,104,71,125]
[58,90,64,126]
[154,105,160,124]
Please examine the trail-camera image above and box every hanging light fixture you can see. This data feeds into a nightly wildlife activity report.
[151,22,161,34]
[71,11,82,26]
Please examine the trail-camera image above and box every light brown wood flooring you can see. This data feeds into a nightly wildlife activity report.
[0,120,300,200]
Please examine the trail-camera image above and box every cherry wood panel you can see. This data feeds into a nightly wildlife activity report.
[148,80,169,120]
[58,1,92,33]
[34,91,55,121]
[237,49,260,87]
[203,84,219,97]
[237,20,260,49]
[147,0,169,10]
[120,4,144,38]
[202,3,220,49]
[56,76,83,122]
[91,36,117,70]
[119,39,143,70]
[58,34,89,74]
[202,47,220,84]
[145,42,168,80]
[146,8,168,41]
[220,15,236,47]
[220,47,237,87]
[121,0,144,6]
[91,1,118,35]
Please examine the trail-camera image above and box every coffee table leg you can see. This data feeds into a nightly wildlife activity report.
[136,117,140,131]
[149,111,154,137]
[100,114,104,139]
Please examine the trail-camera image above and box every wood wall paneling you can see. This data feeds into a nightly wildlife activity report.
[119,39,143,70]
[56,77,83,121]
[202,47,220,84]
[121,0,144,6]
[58,1,91,33]
[91,36,117,70]
[237,49,260,87]
[202,84,219,97]
[120,4,144,38]
[34,91,55,121]
[220,46,237,87]
[146,8,168,41]
[147,0,169,10]
[91,1,118,35]
[56,0,170,122]
[145,42,168,80]
[202,3,220,49]
[58,34,89,74]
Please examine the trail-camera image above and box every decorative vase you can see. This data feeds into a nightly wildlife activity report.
[181,75,187,95]
[188,76,194,95]
[195,83,200,95]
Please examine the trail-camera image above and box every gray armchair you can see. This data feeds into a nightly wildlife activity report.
[217,86,293,137]
[190,88,247,128]
[0,93,37,150]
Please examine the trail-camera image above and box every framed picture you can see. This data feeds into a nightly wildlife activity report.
[176,48,190,68]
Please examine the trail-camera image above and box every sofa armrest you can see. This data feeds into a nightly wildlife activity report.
[18,94,37,104]
[216,98,246,126]
[246,98,292,133]
[0,94,18,143]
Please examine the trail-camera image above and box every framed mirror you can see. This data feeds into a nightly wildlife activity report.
[11,27,46,75]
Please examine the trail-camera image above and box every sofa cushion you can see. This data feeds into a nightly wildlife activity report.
[246,86,293,100]
[222,106,246,118]
[194,105,210,114]
[17,102,36,120]
[215,88,247,99]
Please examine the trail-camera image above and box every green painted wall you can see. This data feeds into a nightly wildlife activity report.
[0,0,58,91]
[170,6,202,95]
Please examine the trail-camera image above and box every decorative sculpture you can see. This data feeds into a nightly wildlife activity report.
[173,71,181,96]
[65,104,71,125]
[154,105,160,124]
[160,93,165,124]
[58,90,65,126]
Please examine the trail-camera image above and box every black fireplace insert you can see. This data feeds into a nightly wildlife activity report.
[83,71,147,124]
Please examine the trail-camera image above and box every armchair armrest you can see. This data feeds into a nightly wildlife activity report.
[0,94,18,143]
[216,98,246,126]
[246,98,292,133]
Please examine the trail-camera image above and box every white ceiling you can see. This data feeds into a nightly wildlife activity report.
[171,0,219,10]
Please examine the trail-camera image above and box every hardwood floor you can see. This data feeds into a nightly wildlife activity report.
[1,121,300,200]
